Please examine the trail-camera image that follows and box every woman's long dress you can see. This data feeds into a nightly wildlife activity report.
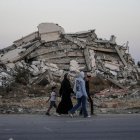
[56,78,73,114]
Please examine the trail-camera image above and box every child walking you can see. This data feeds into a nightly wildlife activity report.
[46,86,59,116]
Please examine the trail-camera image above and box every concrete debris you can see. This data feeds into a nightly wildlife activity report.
[69,60,81,72]
[0,63,15,87]
[0,22,140,89]
[38,23,64,42]
[93,87,140,114]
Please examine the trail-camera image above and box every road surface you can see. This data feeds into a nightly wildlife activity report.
[0,114,140,140]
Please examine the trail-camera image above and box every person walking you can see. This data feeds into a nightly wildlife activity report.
[56,73,74,115]
[46,86,59,116]
[68,71,90,118]
[79,73,94,115]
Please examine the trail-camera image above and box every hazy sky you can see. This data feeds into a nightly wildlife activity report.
[0,0,140,62]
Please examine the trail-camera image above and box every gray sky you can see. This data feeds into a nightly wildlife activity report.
[0,0,140,62]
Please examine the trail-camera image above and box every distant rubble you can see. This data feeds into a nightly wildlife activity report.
[0,22,139,88]
[0,23,140,114]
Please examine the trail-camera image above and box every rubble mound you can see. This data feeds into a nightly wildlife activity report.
[0,23,140,114]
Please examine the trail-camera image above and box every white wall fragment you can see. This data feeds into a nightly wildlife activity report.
[45,63,59,72]
[6,63,15,69]
[32,61,41,65]
[89,49,96,68]
[69,60,80,73]
[110,70,118,76]
[30,65,40,74]
[104,62,120,71]
[15,61,24,68]
[38,23,64,42]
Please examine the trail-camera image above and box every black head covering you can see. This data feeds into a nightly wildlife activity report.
[64,73,68,80]
[59,73,73,97]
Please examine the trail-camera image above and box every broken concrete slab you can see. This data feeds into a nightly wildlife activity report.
[38,23,64,42]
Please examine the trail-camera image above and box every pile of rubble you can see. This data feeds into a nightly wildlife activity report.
[0,22,140,114]
[93,87,140,114]
[0,22,140,88]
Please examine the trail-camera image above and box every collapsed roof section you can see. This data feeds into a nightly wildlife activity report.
[0,23,139,88]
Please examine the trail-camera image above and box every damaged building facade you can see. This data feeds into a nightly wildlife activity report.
[0,23,140,88]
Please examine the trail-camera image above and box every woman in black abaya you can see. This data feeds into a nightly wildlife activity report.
[56,73,73,114]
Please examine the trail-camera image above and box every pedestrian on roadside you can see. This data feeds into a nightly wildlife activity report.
[56,73,74,115]
[46,86,59,116]
[79,72,94,115]
[68,71,90,118]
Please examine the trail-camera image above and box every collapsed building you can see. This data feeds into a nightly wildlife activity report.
[0,23,140,88]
